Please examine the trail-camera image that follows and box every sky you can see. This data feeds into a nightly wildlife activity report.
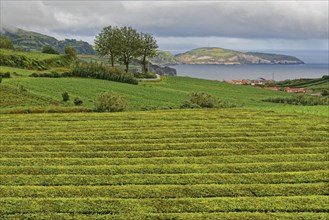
[1,0,328,53]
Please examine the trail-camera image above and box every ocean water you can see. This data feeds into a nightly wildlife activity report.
[170,64,328,81]
[169,50,329,81]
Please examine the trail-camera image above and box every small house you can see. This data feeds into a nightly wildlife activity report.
[284,87,306,93]
[229,80,250,85]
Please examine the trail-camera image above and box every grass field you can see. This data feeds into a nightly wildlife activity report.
[2,73,328,116]
[0,109,328,219]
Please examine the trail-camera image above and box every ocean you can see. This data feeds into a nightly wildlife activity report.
[169,50,329,81]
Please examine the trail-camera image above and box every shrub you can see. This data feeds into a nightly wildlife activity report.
[94,92,127,112]
[263,94,329,106]
[0,76,2,84]
[72,62,138,85]
[74,97,83,106]
[42,45,59,54]
[0,72,11,78]
[134,72,157,79]
[17,85,27,93]
[321,90,329,96]
[64,46,77,60]
[62,91,69,102]
[0,36,14,49]
[180,92,237,109]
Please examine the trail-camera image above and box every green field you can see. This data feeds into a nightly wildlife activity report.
[0,109,328,219]
[2,73,328,116]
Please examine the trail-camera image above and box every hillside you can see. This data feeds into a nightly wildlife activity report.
[1,49,327,116]
[1,109,328,218]
[1,28,95,55]
[150,48,304,65]
[266,75,329,93]
[0,49,72,70]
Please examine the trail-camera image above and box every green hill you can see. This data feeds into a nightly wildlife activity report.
[151,47,304,65]
[1,28,95,55]
[0,49,72,70]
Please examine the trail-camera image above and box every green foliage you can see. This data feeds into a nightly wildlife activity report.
[62,91,69,102]
[0,35,14,49]
[72,62,138,85]
[181,92,237,108]
[139,33,158,73]
[134,72,157,79]
[30,71,72,78]
[117,26,142,73]
[95,26,158,73]
[42,45,59,54]
[321,89,329,96]
[263,94,329,106]
[94,92,127,112]
[74,97,83,106]
[94,26,122,67]
[64,46,77,60]
[0,72,11,78]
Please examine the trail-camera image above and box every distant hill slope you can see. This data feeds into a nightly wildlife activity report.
[1,28,95,55]
[150,47,304,65]
[0,49,73,70]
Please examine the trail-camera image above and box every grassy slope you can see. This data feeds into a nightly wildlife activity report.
[1,72,328,116]
[1,49,327,116]
[1,109,328,218]
[2,28,95,54]
[0,48,60,60]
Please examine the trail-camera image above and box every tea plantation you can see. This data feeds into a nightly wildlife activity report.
[1,109,328,219]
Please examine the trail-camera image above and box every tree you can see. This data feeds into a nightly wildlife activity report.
[0,36,14,49]
[42,45,59,54]
[64,46,77,60]
[118,26,141,73]
[139,33,158,74]
[94,26,121,67]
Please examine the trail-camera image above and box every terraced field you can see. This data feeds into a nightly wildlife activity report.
[0,109,328,219]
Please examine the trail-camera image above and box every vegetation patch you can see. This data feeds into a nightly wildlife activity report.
[0,109,328,218]
[181,92,238,109]
[0,49,72,70]
[263,94,329,106]
[71,62,138,85]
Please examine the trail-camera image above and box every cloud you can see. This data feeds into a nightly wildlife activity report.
[1,0,328,39]
[1,0,328,52]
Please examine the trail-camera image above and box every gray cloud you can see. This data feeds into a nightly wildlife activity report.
[1,1,328,52]
[1,1,328,39]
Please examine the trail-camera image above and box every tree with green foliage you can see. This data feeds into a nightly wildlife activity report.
[94,26,121,67]
[118,26,142,73]
[64,46,77,60]
[0,36,14,49]
[42,45,59,54]
[139,33,158,74]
